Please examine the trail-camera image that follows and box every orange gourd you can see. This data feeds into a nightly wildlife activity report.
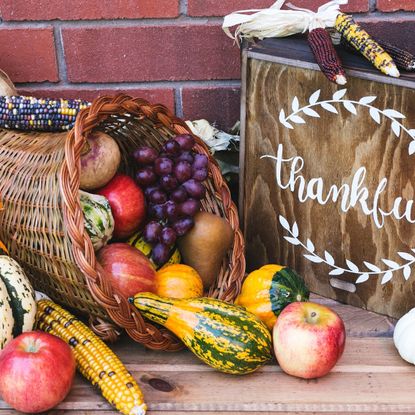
[155,264,203,299]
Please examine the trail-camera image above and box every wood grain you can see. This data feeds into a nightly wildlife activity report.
[241,49,415,319]
[1,335,414,414]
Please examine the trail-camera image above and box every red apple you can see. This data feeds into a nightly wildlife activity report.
[97,174,146,239]
[0,331,75,413]
[97,242,156,299]
[273,302,345,379]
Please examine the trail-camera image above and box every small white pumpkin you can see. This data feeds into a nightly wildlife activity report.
[393,308,415,364]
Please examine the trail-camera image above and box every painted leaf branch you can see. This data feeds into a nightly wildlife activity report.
[279,89,415,154]
[278,215,415,285]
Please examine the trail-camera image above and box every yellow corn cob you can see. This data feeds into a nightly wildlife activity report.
[335,13,400,78]
[36,300,146,415]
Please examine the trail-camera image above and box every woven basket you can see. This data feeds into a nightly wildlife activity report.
[0,94,245,350]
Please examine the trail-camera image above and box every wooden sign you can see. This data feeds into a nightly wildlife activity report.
[240,37,415,318]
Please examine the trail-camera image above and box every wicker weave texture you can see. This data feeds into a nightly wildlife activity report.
[0,94,245,351]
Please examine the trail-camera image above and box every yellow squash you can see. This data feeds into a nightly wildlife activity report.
[236,264,309,330]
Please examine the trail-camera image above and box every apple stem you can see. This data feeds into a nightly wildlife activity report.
[310,312,317,318]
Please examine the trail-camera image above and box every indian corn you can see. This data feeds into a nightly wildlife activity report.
[0,95,90,132]
[340,36,415,71]
[308,27,347,85]
[335,13,400,78]
[36,299,147,415]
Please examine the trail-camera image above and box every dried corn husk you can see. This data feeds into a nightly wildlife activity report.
[0,69,17,96]
[223,0,348,41]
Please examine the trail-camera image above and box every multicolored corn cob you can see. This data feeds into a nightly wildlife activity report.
[335,13,400,78]
[308,27,347,85]
[340,36,415,72]
[36,299,147,415]
[0,95,90,132]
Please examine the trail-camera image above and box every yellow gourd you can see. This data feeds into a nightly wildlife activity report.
[236,264,309,330]
[155,264,203,299]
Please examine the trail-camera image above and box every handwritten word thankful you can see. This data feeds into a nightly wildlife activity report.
[262,144,415,229]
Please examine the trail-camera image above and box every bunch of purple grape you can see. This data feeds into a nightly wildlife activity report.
[133,134,209,265]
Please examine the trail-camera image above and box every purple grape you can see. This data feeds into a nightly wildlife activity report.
[144,184,160,198]
[136,167,157,187]
[162,139,181,156]
[173,217,195,236]
[160,227,177,246]
[182,179,206,200]
[165,200,179,222]
[133,146,158,165]
[152,243,170,266]
[143,221,162,243]
[154,157,174,176]
[149,204,167,221]
[176,151,194,164]
[174,161,192,183]
[160,174,178,192]
[149,189,168,205]
[180,199,201,217]
[193,167,208,182]
[193,154,208,170]
[175,134,195,151]
[170,187,188,203]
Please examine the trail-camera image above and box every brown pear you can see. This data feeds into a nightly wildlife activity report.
[178,211,234,290]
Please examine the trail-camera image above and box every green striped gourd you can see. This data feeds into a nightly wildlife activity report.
[80,191,114,251]
[0,275,13,349]
[0,256,36,338]
[131,293,272,374]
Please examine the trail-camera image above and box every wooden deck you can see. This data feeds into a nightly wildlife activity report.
[1,295,412,414]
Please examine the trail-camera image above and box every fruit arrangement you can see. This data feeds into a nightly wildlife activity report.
[0,121,354,414]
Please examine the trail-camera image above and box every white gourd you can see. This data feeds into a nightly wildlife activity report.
[393,308,415,364]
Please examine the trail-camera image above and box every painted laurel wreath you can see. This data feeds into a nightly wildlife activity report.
[278,89,415,284]
[279,88,415,154]
[279,215,415,285]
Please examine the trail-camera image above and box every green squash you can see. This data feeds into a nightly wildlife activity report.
[131,293,272,374]
[235,264,309,329]
[80,191,114,251]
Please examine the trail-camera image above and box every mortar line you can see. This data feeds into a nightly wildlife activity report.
[0,11,414,28]
[53,25,67,82]
[174,87,184,118]
[16,80,242,90]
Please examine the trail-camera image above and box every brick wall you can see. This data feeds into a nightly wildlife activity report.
[0,0,413,130]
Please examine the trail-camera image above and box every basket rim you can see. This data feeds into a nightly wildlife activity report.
[59,93,245,350]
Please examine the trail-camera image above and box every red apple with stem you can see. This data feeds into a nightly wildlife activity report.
[97,174,146,239]
[0,331,76,413]
[273,302,346,379]
[97,243,156,299]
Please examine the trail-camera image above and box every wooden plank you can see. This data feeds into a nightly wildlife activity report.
[311,294,395,337]
[1,337,412,414]
[240,53,415,319]
[246,37,415,87]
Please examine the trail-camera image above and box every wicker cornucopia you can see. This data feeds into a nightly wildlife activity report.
[0,94,245,350]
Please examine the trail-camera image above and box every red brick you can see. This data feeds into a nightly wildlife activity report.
[358,18,415,54]
[63,25,240,83]
[0,28,58,83]
[17,87,175,111]
[182,87,240,130]
[376,0,415,11]
[188,0,368,16]
[0,0,179,20]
